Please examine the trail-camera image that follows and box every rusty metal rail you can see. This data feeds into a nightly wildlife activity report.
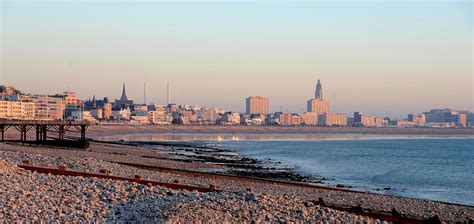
[310,198,442,224]
[18,160,217,193]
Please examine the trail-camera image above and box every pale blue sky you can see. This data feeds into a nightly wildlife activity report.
[1,0,472,117]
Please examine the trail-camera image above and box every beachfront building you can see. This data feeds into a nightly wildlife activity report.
[318,112,347,126]
[246,96,269,115]
[353,112,385,127]
[197,108,219,124]
[468,113,474,127]
[242,114,266,125]
[0,100,35,119]
[20,95,66,120]
[90,108,103,120]
[112,107,131,120]
[63,91,84,120]
[407,113,426,127]
[276,112,302,126]
[102,98,113,119]
[299,112,319,125]
[148,106,172,124]
[131,110,149,124]
[221,112,241,125]
[178,110,197,125]
[423,109,468,127]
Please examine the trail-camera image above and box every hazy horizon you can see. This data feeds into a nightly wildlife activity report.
[1,0,472,117]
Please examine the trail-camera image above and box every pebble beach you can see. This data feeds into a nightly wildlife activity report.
[1,141,473,223]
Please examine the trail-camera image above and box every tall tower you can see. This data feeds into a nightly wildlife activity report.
[315,79,323,100]
[167,82,171,105]
[144,82,147,105]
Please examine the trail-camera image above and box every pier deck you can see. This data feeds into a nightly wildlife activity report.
[0,119,90,148]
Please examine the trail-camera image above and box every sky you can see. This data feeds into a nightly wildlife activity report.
[0,0,472,117]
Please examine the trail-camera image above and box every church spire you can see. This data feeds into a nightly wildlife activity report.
[315,79,323,100]
[120,82,128,101]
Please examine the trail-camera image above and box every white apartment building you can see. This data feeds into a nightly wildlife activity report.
[0,100,35,119]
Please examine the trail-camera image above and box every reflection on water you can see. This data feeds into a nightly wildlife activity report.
[95,133,474,142]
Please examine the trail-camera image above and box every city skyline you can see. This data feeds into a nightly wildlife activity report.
[1,1,472,116]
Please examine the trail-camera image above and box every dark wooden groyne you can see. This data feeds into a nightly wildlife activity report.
[0,119,90,149]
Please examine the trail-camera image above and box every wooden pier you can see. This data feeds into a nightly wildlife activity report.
[0,119,90,148]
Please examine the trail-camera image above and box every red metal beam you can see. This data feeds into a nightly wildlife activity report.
[18,164,217,193]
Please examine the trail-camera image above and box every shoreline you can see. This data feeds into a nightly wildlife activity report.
[101,138,474,207]
[88,125,474,137]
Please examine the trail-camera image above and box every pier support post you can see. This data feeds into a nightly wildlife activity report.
[80,124,87,141]
[0,124,4,142]
[36,125,40,142]
[42,125,47,141]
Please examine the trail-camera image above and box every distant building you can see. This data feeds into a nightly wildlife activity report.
[407,113,426,127]
[468,113,474,127]
[197,108,219,124]
[299,112,319,125]
[63,91,83,120]
[242,114,266,125]
[318,112,347,126]
[276,112,301,126]
[148,105,172,124]
[90,107,103,120]
[114,83,133,107]
[353,112,363,126]
[112,107,131,120]
[179,110,197,125]
[246,96,269,115]
[102,98,112,120]
[221,112,241,125]
[353,112,384,127]
[307,99,329,114]
[456,113,467,127]
[423,109,467,127]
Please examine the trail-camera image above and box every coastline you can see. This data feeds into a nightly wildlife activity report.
[88,125,474,137]
[1,125,474,222]
[1,141,473,222]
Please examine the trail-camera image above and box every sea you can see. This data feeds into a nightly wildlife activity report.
[97,133,474,206]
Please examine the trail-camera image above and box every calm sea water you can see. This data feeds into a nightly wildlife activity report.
[97,133,474,205]
[215,138,474,206]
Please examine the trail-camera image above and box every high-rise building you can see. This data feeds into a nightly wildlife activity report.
[246,96,269,115]
[307,79,329,114]
[307,99,329,114]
